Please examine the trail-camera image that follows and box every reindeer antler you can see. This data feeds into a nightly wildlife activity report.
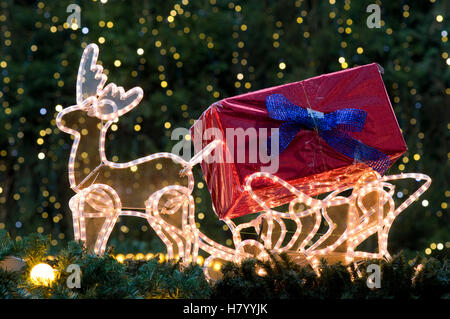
[95,83,143,121]
[75,43,143,120]
[76,43,107,104]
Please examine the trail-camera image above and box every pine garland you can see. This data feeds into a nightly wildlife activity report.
[0,230,448,299]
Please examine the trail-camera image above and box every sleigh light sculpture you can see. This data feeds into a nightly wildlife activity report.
[57,44,431,276]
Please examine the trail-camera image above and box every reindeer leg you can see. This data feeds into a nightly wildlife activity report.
[69,195,82,242]
[93,217,110,255]
[187,199,199,265]
[146,216,175,260]
[180,199,193,264]
[93,210,120,255]
[165,223,185,261]
[76,191,87,244]
[145,195,174,260]
[191,230,199,264]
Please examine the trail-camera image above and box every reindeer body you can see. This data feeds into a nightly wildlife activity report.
[58,109,200,257]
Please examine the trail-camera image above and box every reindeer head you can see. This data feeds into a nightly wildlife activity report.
[59,43,143,123]
[55,43,144,190]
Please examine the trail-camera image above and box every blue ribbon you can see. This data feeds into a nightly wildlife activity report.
[265,94,391,174]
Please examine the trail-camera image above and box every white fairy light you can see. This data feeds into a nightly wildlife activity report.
[57,43,432,279]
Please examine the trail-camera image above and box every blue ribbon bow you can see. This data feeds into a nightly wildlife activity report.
[265,94,391,174]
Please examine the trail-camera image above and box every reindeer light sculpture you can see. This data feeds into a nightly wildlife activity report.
[57,44,431,277]
[57,43,209,258]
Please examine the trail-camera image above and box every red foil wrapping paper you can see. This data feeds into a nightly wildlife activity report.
[191,63,407,219]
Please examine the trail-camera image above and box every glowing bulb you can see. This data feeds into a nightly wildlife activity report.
[213,262,221,271]
[135,253,145,260]
[145,253,154,260]
[257,268,267,276]
[30,263,55,286]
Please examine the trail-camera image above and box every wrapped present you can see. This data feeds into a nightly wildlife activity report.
[191,63,407,219]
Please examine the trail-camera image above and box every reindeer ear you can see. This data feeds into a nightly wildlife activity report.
[94,83,143,120]
[76,44,107,104]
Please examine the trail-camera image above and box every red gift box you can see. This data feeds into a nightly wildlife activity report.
[191,63,407,220]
